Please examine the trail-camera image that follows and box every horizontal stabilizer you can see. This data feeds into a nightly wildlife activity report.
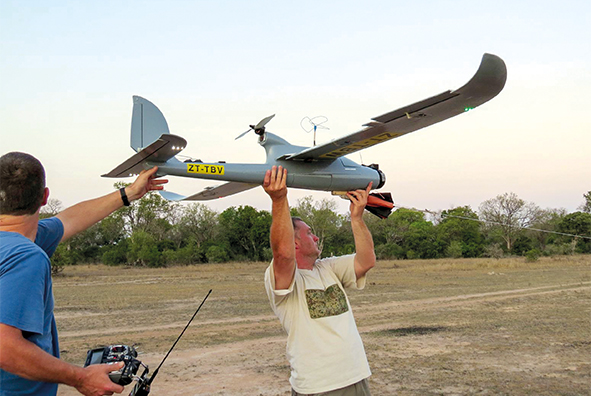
[159,182,258,201]
[158,191,188,201]
[103,134,187,177]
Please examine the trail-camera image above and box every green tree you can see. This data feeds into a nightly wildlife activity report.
[366,208,434,259]
[176,203,218,252]
[367,208,425,247]
[579,191,591,213]
[217,206,272,261]
[557,212,591,253]
[127,230,163,267]
[114,182,176,238]
[526,208,567,252]
[404,221,443,259]
[437,206,484,258]
[102,239,129,265]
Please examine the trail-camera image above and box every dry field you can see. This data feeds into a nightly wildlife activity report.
[54,255,591,396]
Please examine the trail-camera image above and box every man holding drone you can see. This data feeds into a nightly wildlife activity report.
[263,165,375,396]
[0,152,167,396]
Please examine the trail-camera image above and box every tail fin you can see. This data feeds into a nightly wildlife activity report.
[131,96,170,152]
[103,96,185,178]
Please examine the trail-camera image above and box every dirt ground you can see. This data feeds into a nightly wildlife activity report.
[54,256,590,395]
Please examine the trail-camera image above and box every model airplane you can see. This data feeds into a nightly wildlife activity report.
[103,53,507,218]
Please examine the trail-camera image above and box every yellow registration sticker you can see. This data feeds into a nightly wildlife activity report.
[187,163,225,175]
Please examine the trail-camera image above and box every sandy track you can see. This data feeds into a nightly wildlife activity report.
[57,282,589,338]
[57,281,590,395]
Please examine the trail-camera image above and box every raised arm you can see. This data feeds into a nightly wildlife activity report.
[347,182,376,280]
[263,166,296,290]
[56,167,167,242]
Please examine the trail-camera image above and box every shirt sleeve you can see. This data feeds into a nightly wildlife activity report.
[264,260,296,308]
[35,217,64,257]
[325,254,367,290]
[0,247,48,334]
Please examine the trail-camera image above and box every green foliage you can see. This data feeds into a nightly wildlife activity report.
[525,249,541,262]
[44,189,590,267]
[438,206,484,258]
[162,242,200,265]
[176,203,218,249]
[206,245,229,263]
[513,235,534,256]
[50,244,82,274]
[446,241,463,258]
[127,231,163,267]
[405,221,442,259]
[217,206,272,261]
[579,191,591,213]
[101,239,129,266]
[527,208,567,250]
[375,242,405,260]
[557,212,591,253]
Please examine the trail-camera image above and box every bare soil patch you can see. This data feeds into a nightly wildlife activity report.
[55,256,590,395]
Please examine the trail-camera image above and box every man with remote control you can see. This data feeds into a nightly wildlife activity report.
[0,152,167,396]
[263,165,375,396]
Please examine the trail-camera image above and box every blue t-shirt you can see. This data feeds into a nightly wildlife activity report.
[0,217,64,396]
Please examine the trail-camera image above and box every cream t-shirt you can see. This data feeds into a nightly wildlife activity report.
[264,254,371,394]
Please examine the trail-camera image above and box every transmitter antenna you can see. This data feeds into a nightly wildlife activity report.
[131,289,212,395]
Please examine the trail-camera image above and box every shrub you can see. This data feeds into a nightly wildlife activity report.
[446,241,463,258]
[206,245,229,263]
[375,243,404,260]
[525,249,541,262]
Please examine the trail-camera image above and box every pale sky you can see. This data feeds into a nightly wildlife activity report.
[1,0,590,215]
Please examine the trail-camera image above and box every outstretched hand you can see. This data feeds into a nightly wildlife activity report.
[263,166,288,201]
[347,182,372,220]
[126,167,168,202]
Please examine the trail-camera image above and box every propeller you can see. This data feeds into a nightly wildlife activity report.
[235,114,275,140]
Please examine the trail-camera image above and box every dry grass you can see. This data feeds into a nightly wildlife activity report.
[55,255,590,395]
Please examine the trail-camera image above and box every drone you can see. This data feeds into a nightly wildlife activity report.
[103,53,507,218]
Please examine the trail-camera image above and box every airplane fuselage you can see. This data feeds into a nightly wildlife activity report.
[151,155,385,192]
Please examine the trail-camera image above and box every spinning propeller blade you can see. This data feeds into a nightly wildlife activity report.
[254,114,275,130]
[235,114,275,140]
[235,129,251,140]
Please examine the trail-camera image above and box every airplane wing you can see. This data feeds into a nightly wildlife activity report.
[159,181,258,201]
[283,53,507,161]
[103,134,187,177]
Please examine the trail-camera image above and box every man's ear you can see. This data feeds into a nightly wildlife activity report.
[41,187,49,206]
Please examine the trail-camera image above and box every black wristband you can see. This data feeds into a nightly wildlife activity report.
[119,188,131,206]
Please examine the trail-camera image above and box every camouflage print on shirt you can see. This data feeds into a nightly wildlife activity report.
[305,284,349,319]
